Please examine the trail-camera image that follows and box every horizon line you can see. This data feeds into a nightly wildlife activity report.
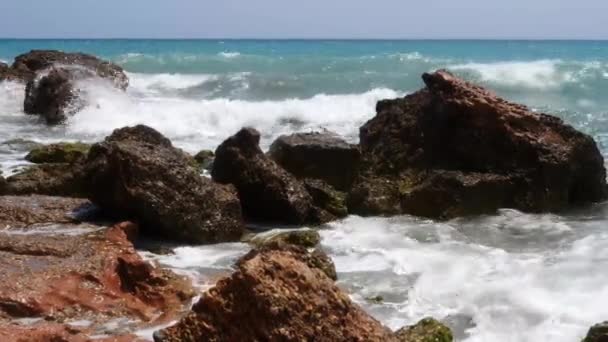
[1,37,608,41]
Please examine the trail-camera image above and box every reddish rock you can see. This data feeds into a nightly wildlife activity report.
[0,323,145,342]
[154,243,393,342]
[212,127,321,225]
[0,196,194,339]
[84,125,245,244]
[351,70,607,218]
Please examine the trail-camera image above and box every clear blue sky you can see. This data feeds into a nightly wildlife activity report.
[2,0,607,39]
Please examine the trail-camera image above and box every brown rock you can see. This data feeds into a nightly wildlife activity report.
[84,125,245,244]
[269,131,361,191]
[352,70,607,218]
[0,211,194,338]
[583,322,608,342]
[3,163,86,198]
[212,127,319,225]
[0,195,92,228]
[154,243,391,341]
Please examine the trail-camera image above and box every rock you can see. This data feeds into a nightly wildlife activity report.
[583,322,608,342]
[0,323,144,342]
[10,50,129,88]
[212,127,318,225]
[352,70,607,218]
[154,243,390,342]
[23,68,84,124]
[0,211,194,339]
[304,178,348,218]
[193,149,215,170]
[4,163,86,197]
[83,125,245,244]
[6,50,129,124]
[269,131,361,190]
[395,318,453,342]
[25,142,90,164]
[247,229,322,249]
[0,195,93,228]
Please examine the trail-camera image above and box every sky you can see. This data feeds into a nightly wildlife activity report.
[1,0,608,39]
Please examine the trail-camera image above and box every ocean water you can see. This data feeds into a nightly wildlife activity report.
[1,39,608,341]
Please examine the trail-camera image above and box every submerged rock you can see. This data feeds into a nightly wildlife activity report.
[0,138,43,153]
[83,125,245,244]
[25,141,90,164]
[246,229,322,249]
[583,322,608,342]
[212,127,320,224]
[395,318,453,342]
[154,243,389,341]
[269,131,361,191]
[351,70,608,218]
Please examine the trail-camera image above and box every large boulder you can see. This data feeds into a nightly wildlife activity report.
[23,67,84,124]
[10,50,128,88]
[153,243,394,341]
[583,322,608,342]
[269,131,361,191]
[83,125,245,244]
[351,70,607,218]
[212,127,320,225]
[4,50,129,124]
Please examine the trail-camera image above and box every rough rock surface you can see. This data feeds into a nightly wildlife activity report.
[212,127,319,224]
[154,243,390,341]
[583,322,608,342]
[25,142,90,164]
[0,195,194,340]
[351,70,607,218]
[23,68,84,124]
[304,178,349,219]
[395,318,453,342]
[269,131,361,190]
[3,163,86,198]
[84,125,245,243]
[247,229,322,249]
[193,149,215,170]
[6,50,129,88]
[0,323,145,342]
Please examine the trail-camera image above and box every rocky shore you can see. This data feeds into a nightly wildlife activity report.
[0,50,606,341]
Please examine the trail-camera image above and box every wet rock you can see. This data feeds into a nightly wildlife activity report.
[154,243,389,342]
[247,229,322,249]
[25,142,90,164]
[193,149,215,170]
[10,50,129,88]
[583,322,608,342]
[23,67,84,124]
[83,125,245,244]
[353,70,608,218]
[4,163,86,198]
[0,323,144,342]
[304,178,348,218]
[212,127,318,225]
[0,195,92,228]
[0,201,194,338]
[269,131,361,191]
[395,318,453,342]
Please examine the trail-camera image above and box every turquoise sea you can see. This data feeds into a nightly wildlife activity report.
[2,40,608,341]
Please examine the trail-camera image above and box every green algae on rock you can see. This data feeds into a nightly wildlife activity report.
[395,318,453,342]
[582,322,608,342]
[25,142,90,164]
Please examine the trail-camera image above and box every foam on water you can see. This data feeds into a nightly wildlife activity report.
[319,208,608,342]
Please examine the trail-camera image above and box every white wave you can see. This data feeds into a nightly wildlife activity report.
[450,60,572,89]
[218,51,241,58]
[127,72,218,93]
[66,79,400,152]
[320,213,608,342]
